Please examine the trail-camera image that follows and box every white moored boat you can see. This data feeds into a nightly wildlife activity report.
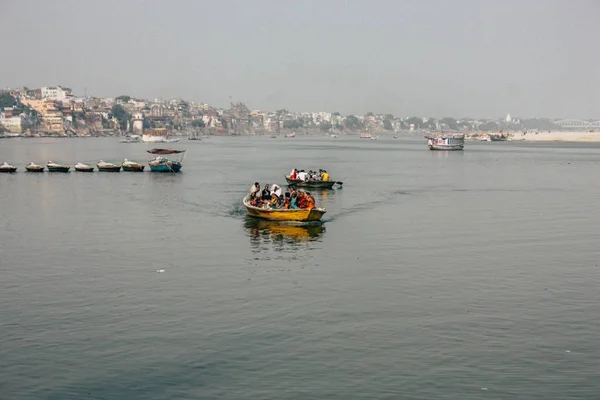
[74,162,94,172]
[0,162,17,173]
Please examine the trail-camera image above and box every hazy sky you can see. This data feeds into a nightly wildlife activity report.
[1,0,598,118]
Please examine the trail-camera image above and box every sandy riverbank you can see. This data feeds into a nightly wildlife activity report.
[510,131,600,142]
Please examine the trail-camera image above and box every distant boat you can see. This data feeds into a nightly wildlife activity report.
[74,162,94,172]
[270,135,277,138]
[47,161,70,172]
[25,162,44,172]
[0,162,17,173]
[285,176,340,189]
[97,160,121,172]
[479,135,491,141]
[119,135,141,143]
[489,133,508,141]
[330,134,339,138]
[147,148,186,173]
[286,133,296,138]
[188,136,201,141]
[425,134,465,151]
[121,159,145,172]
[360,133,372,139]
[142,129,179,143]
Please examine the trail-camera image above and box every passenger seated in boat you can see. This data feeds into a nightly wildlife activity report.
[283,192,291,209]
[290,169,298,180]
[271,184,282,197]
[305,192,315,210]
[322,170,329,181]
[289,192,298,209]
[261,184,271,200]
[297,170,308,181]
[249,192,262,207]
[297,191,308,209]
[250,182,260,194]
[276,195,286,209]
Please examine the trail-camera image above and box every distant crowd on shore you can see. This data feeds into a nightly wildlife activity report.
[248,183,315,210]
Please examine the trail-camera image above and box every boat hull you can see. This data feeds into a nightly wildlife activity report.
[97,166,121,172]
[429,144,464,151]
[26,167,45,172]
[243,196,325,222]
[285,176,337,189]
[47,166,70,172]
[75,167,94,172]
[0,167,17,173]
[122,165,145,172]
[149,163,182,172]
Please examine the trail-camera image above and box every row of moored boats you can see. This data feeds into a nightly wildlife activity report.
[0,148,186,173]
[1,160,146,173]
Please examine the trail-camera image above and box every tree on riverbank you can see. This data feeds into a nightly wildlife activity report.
[111,104,130,130]
[0,93,16,108]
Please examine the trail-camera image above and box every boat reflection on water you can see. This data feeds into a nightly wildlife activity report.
[244,218,325,253]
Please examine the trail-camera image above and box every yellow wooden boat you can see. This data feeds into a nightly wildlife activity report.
[243,195,326,222]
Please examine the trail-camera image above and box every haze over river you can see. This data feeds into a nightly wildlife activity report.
[1,136,599,399]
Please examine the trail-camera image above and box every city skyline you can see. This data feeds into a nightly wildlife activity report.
[1,0,599,119]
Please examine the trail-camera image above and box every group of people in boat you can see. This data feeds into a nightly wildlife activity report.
[249,183,316,210]
[289,169,329,182]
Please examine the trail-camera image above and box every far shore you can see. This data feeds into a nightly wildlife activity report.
[508,131,600,142]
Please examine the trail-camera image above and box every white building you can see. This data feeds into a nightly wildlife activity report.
[41,86,72,101]
[132,112,144,133]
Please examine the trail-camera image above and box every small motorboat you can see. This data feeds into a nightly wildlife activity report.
[188,136,201,141]
[74,162,94,172]
[97,160,121,172]
[147,148,186,172]
[47,161,70,172]
[284,176,340,189]
[25,162,44,172]
[121,159,145,172]
[243,195,326,222]
[0,162,17,173]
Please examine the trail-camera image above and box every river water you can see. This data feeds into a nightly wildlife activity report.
[1,136,599,399]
